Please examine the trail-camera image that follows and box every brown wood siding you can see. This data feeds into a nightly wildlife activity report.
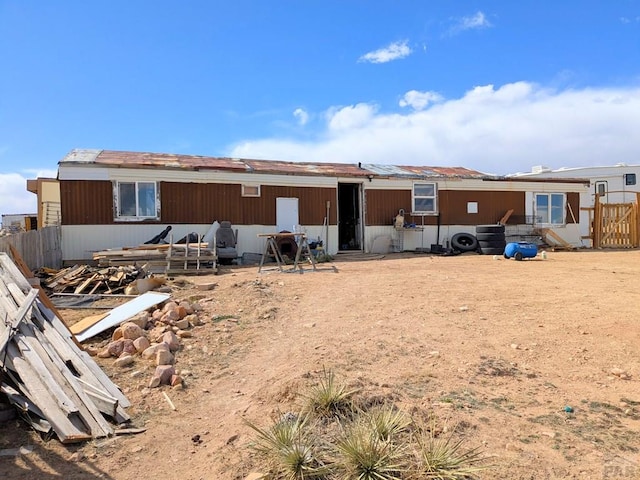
[439,190,526,225]
[365,189,433,226]
[161,182,336,225]
[566,192,579,224]
[366,189,526,226]
[60,180,114,225]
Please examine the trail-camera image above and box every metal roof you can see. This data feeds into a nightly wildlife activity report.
[59,149,492,179]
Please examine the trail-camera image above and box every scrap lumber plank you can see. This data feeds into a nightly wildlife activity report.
[0,288,38,353]
[1,383,52,434]
[541,228,574,249]
[37,306,131,408]
[74,273,99,294]
[75,378,119,418]
[6,342,91,443]
[9,337,78,416]
[7,247,81,347]
[70,313,109,335]
[499,209,514,225]
[27,324,113,438]
[7,278,113,438]
[88,280,105,295]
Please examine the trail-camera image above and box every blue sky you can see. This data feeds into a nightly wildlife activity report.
[1,1,639,217]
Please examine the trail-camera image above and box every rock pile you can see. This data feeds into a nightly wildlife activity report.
[91,297,203,388]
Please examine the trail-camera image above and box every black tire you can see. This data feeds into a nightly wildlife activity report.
[503,253,510,259]
[480,247,505,255]
[476,232,506,242]
[514,252,523,261]
[476,225,505,234]
[479,240,507,249]
[451,233,478,252]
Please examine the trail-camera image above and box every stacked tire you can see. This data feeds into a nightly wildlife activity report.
[476,225,506,255]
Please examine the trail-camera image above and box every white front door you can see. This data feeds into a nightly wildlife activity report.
[276,197,299,232]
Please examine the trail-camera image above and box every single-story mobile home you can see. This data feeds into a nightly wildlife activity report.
[57,149,590,263]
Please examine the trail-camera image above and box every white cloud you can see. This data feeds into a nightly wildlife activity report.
[0,173,37,217]
[358,40,412,64]
[0,169,57,218]
[448,11,492,35]
[326,103,378,131]
[293,108,309,126]
[399,90,444,111]
[229,82,640,176]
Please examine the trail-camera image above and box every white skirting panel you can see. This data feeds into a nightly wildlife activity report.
[61,224,340,262]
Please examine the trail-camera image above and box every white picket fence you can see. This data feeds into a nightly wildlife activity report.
[0,226,62,270]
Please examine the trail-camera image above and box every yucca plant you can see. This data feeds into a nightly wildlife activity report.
[363,405,411,443]
[413,423,486,480]
[302,367,358,420]
[245,413,330,479]
[334,423,408,480]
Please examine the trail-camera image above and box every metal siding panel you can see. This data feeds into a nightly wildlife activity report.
[61,223,341,262]
[60,180,114,225]
[440,190,525,225]
[159,182,336,226]
[365,190,413,226]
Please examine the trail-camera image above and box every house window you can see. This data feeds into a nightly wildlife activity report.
[535,193,565,225]
[115,181,159,220]
[625,173,636,186]
[242,184,261,197]
[412,183,437,214]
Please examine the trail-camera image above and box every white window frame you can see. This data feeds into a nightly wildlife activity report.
[114,181,160,221]
[534,192,565,226]
[241,184,261,197]
[411,182,438,215]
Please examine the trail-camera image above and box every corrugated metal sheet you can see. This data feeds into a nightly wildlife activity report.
[398,165,489,178]
[60,149,102,164]
[93,150,249,172]
[245,159,369,177]
[59,149,488,180]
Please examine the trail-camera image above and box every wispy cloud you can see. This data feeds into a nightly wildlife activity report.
[229,82,640,176]
[293,108,309,126]
[399,90,444,111]
[358,40,412,64]
[448,11,493,36]
[619,16,640,24]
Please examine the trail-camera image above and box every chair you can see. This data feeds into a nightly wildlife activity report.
[215,221,238,264]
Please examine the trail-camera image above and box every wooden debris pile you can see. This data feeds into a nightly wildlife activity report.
[38,264,145,295]
[93,242,217,275]
[0,252,131,443]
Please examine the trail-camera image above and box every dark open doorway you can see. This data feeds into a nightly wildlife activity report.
[337,183,362,250]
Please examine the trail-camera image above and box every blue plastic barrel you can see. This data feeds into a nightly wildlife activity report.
[504,242,538,260]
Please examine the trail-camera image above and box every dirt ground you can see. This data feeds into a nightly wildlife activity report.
[2,249,640,480]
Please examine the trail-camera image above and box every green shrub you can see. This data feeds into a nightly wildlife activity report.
[245,413,329,479]
[301,367,358,420]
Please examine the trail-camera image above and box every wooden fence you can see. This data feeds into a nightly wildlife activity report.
[0,226,62,270]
